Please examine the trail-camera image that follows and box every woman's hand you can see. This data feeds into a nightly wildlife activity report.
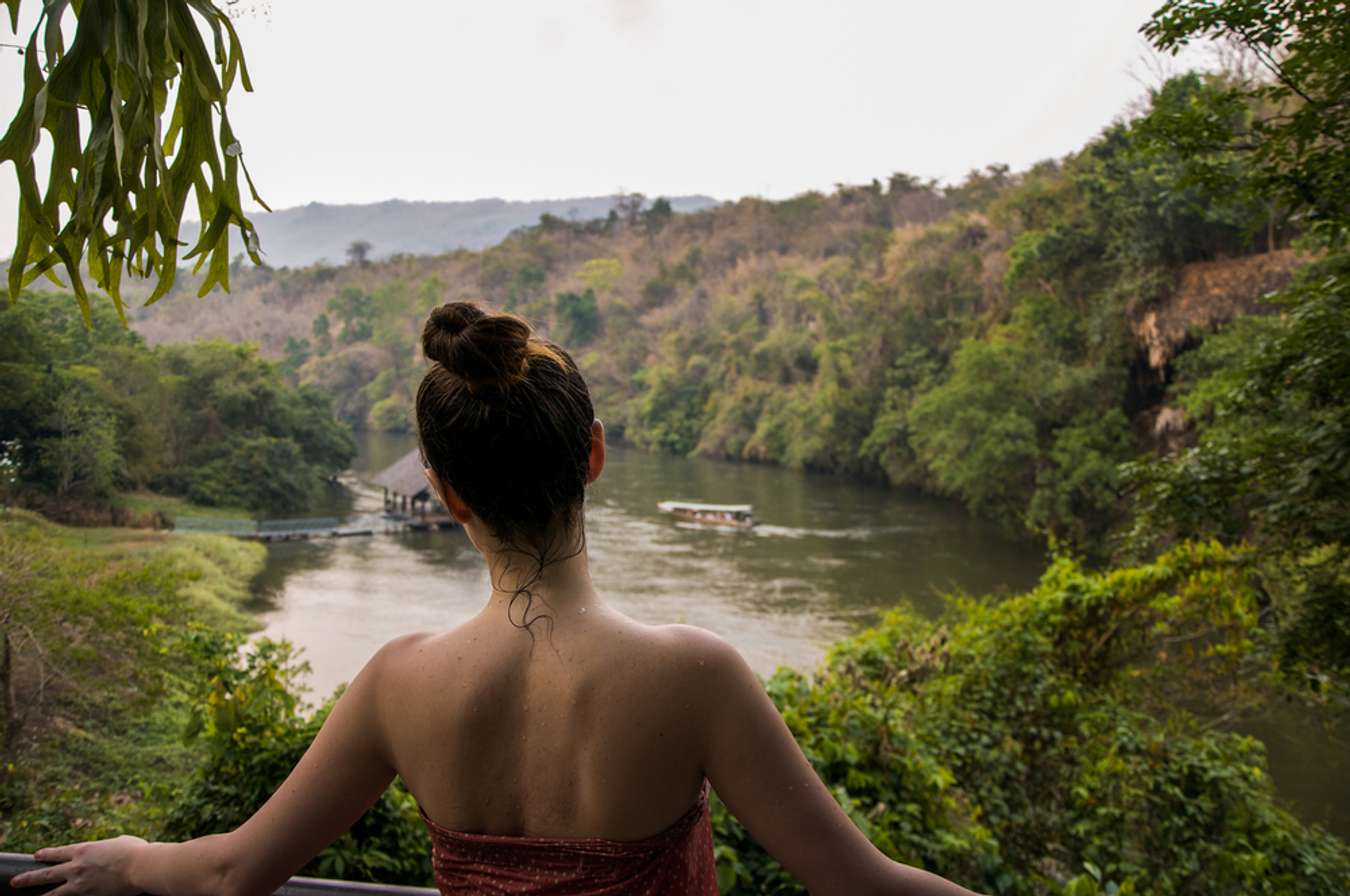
[9,836,147,896]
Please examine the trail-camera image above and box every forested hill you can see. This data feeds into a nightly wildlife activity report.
[133,73,1309,553]
[188,194,720,268]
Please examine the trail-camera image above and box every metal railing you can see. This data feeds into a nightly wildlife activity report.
[175,515,258,536]
[0,853,437,896]
[257,517,341,534]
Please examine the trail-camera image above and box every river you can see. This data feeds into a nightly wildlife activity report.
[254,431,1043,692]
[253,431,1347,840]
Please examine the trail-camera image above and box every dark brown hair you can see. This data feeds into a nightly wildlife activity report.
[416,302,595,629]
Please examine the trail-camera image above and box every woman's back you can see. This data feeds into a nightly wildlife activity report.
[380,603,714,842]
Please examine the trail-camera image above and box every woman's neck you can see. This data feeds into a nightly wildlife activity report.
[480,533,599,621]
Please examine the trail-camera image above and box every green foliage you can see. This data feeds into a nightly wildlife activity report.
[627,353,709,455]
[0,0,265,316]
[554,289,600,346]
[639,269,680,309]
[311,312,333,356]
[1119,0,1350,700]
[1026,410,1132,550]
[1122,251,1350,696]
[0,511,431,888]
[592,71,1266,550]
[0,292,355,515]
[907,294,1132,551]
[576,257,623,297]
[506,264,547,313]
[860,348,940,488]
[1142,0,1350,244]
[163,635,433,886]
[714,542,1350,895]
[909,332,1041,527]
[0,510,264,848]
[185,435,316,516]
[36,391,121,500]
[282,336,311,375]
[328,288,375,345]
[367,394,412,432]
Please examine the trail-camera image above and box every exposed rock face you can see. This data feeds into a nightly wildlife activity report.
[1133,249,1308,372]
[1148,405,1190,453]
[1153,405,1187,437]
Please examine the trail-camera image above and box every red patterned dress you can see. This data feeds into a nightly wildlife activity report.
[418,780,719,895]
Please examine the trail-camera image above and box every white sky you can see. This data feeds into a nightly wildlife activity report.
[1,0,1210,253]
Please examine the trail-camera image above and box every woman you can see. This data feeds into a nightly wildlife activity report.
[12,303,981,896]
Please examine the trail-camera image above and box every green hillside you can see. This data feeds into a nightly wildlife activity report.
[134,72,1304,555]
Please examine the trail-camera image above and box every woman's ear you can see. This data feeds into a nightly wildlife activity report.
[424,468,475,524]
[586,419,606,485]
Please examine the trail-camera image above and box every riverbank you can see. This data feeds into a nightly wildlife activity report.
[0,509,266,850]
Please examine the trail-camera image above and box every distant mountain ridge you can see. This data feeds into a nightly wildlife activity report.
[221,195,720,268]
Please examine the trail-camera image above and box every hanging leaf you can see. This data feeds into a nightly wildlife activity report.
[0,0,268,325]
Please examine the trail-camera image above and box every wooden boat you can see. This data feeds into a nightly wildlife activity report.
[657,500,756,529]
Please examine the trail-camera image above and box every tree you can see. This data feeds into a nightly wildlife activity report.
[312,313,333,356]
[282,337,312,375]
[642,197,674,235]
[327,288,374,344]
[554,290,600,346]
[37,393,120,501]
[1,0,266,321]
[614,192,646,225]
[1141,0,1350,243]
[346,241,373,267]
[576,258,623,298]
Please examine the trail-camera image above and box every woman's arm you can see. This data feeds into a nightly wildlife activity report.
[11,637,414,896]
[690,631,984,896]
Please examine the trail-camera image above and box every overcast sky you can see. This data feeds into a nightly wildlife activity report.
[0,0,1210,253]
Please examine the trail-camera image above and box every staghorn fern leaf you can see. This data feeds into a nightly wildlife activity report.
[0,0,267,324]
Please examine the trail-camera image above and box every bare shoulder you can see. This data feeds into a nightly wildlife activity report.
[350,631,444,695]
[643,623,759,694]
[651,623,741,663]
[367,631,437,671]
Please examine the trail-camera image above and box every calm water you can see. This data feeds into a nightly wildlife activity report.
[255,431,1043,695]
[253,431,1347,840]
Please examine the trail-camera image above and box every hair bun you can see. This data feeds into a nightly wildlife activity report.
[422,302,531,392]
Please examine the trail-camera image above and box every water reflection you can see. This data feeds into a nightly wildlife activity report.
[1239,701,1349,837]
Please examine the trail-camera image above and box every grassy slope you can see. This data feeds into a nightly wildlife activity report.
[115,490,254,523]
[0,509,265,850]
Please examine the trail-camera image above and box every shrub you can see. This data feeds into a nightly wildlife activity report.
[713,542,1350,894]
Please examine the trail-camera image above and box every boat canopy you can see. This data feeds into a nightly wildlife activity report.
[658,501,754,514]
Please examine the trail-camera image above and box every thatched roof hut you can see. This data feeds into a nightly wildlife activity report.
[373,449,433,514]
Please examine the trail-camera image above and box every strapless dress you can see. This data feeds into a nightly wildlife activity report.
[417,779,718,895]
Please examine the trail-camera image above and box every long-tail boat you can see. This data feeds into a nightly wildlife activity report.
[657,500,756,529]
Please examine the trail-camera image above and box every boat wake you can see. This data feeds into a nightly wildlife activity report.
[752,523,917,541]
